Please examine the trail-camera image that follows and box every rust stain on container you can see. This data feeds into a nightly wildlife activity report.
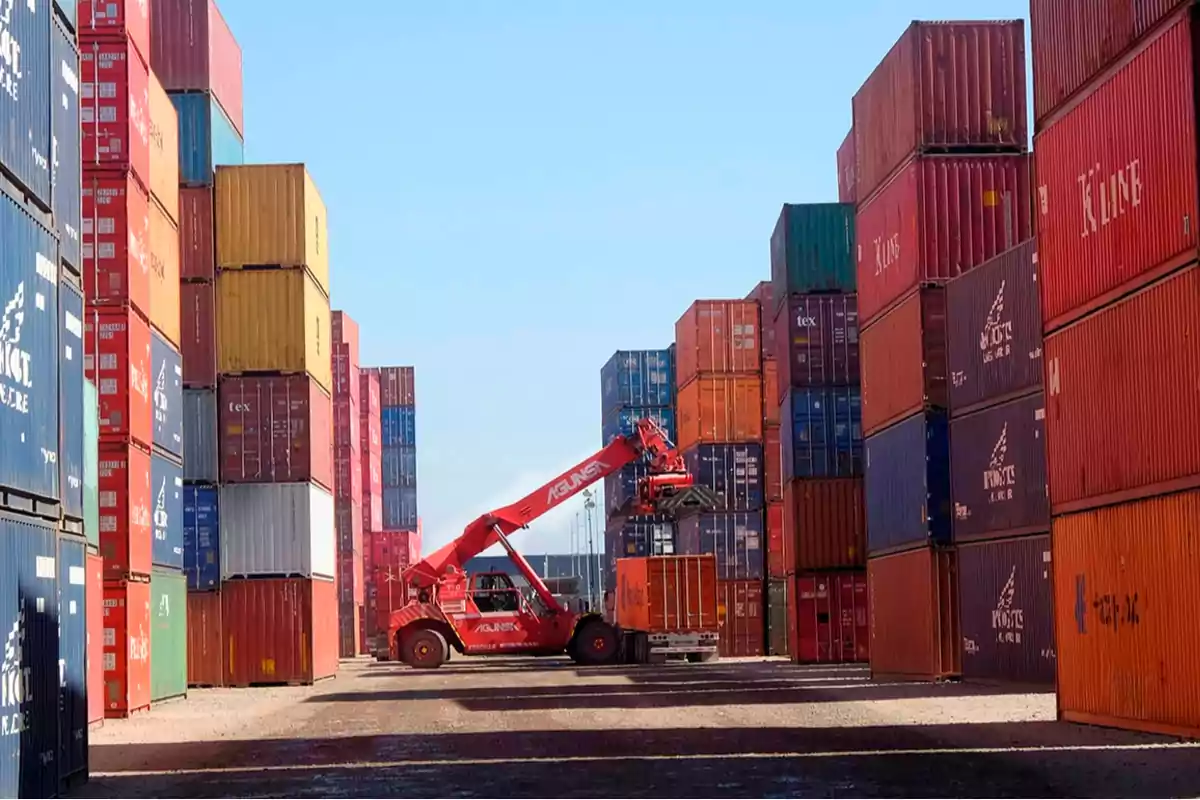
[868,546,960,681]
[675,300,762,389]
[861,287,947,437]
[675,375,763,451]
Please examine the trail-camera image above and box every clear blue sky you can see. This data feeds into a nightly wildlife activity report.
[220,1,1031,554]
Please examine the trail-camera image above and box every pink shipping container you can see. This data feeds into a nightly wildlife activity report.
[179,187,215,281]
[860,287,947,437]
[1034,12,1200,332]
[675,300,762,388]
[335,442,362,504]
[78,0,151,73]
[377,367,415,407]
[149,0,245,136]
[334,397,359,455]
[853,20,1028,205]
[837,128,857,204]
[333,344,360,414]
[221,578,338,686]
[360,371,383,531]
[180,281,217,387]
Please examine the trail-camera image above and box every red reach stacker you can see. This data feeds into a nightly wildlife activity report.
[380,418,721,669]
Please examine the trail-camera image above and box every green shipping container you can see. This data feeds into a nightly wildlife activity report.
[83,379,100,549]
[150,568,188,702]
[769,203,856,308]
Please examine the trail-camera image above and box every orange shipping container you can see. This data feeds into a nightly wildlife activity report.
[762,358,780,426]
[1054,490,1200,738]
[675,300,762,388]
[148,199,181,345]
[614,555,719,633]
[868,547,960,681]
[717,579,765,657]
[146,71,179,224]
[187,590,224,687]
[764,424,783,502]
[676,375,763,451]
[784,477,866,572]
[861,287,947,437]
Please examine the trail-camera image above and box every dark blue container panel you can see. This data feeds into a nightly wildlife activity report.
[0,0,51,210]
[603,515,676,592]
[51,16,82,272]
[151,454,185,569]
[781,387,863,480]
[677,512,765,580]
[383,486,418,530]
[151,332,183,459]
[380,405,416,447]
[0,515,60,798]
[58,535,88,784]
[604,462,649,517]
[683,443,764,512]
[601,406,676,449]
[864,410,951,555]
[381,445,417,489]
[600,349,674,415]
[60,278,85,520]
[183,485,220,591]
[0,194,61,504]
[172,92,245,185]
[54,0,78,31]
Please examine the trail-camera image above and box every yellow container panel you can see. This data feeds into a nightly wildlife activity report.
[147,71,179,224]
[148,200,181,346]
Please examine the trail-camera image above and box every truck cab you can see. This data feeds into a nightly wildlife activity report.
[437,570,575,656]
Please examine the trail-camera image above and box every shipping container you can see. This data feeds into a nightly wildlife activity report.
[149,567,187,701]
[377,367,416,407]
[865,410,951,555]
[147,72,179,223]
[604,462,652,517]
[0,0,52,212]
[85,304,153,448]
[682,443,764,512]
[382,486,419,530]
[765,501,785,579]
[182,388,217,482]
[99,442,152,579]
[84,381,101,548]
[766,579,788,656]
[55,0,77,30]
[218,374,334,489]
[677,512,764,581]
[148,198,182,344]
[186,590,223,687]
[61,278,86,521]
[675,375,764,451]
[219,482,336,580]
[334,395,360,454]
[601,406,675,451]
[183,484,219,591]
[86,552,103,724]
[773,293,860,401]
[860,287,947,437]
[151,452,184,569]
[1035,13,1200,331]
[614,555,719,633]
[674,300,761,387]
[221,577,338,685]
[337,445,366,502]
[380,446,417,490]
[764,424,782,502]
[78,0,150,64]
[868,546,960,680]
[151,331,183,458]
[332,309,360,353]
[171,92,245,186]
[216,268,333,393]
[180,280,216,387]
[769,204,856,306]
[80,38,150,187]
[716,579,764,658]
[52,15,83,272]
[335,496,364,558]
[836,128,857,205]
[179,187,215,280]
[856,154,1033,327]
[82,172,151,314]
[950,393,1049,542]
[780,387,863,480]
[783,477,866,573]
[601,349,674,414]
[150,0,244,135]
[604,516,676,580]
[1053,488,1200,737]
[762,358,779,426]
[102,579,152,717]
[790,572,870,664]
[381,405,417,448]
[746,281,776,359]
[361,457,383,535]
[338,600,361,659]
[58,536,89,787]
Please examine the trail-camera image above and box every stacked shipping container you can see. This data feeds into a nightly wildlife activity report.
[358,369,383,652]
[332,312,364,657]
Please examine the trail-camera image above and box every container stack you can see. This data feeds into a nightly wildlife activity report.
[358,369,383,652]
[852,20,1032,681]
[214,164,338,686]
[1031,3,1200,736]
[332,312,364,657]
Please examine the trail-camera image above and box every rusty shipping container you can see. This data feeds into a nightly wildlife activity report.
[860,287,947,437]
[221,577,339,686]
[614,555,719,633]
[180,187,216,281]
[675,375,764,451]
[837,128,857,204]
[148,198,182,346]
[675,300,762,387]
[98,442,153,579]
[187,590,224,687]
[946,239,1043,416]
[865,411,951,555]
[150,0,245,136]
[869,546,961,681]
[763,424,783,502]
[853,20,1028,205]
[745,281,776,359]
[147,72,179,223]
[789,572,869,664]
[181,281,217,387]
[856,153,1033,327]
[103,579,152,717]
[83,173,151,316]
[773,294,860,402]
[717,579,765,658]
[1035,13,1200,332]
[783,477,866,573]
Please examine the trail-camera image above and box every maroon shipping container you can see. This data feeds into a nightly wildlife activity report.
[868,546,961,681]
[335,443,362,504]
[149,0,245,136]
[179,187,215,281]
[219,375,334,490]
[717,579,764,658]
[957,534,1055,686]
[745,281,776,360]
[180,281,216,387]
[1045,263,1200,514]
[335,497,364,557]
[789,572,869,664]
[1035,13,1200,332]
[333,343,360,411]
[187,590,223,687]
[950,392,1049,542]
[946,239,1043,416]
[853,21,1028,205]
[334,396,359,452]
[783,478,866,572]
[860,287,947,437]
[773,294,859,403]
[856,153,1033,327]
[837,128,857,205]
[221,577,338,686]
[332,311,359,355]
[378,367,415,407]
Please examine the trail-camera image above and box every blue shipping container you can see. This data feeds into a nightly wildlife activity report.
[865,410,951,555]
[172,92,245,185]
[604,462,649,517]
[383,486,418,530]
[604,515,676,593]
[600,349,674,416]
[53,0,77,31]
[601,406,676,450]
[676,512,764,581]
[0,0,51,211]
[781,387,863,480]
[0,193,60,505]
[59,277,84,520]
[151,331,183,459]
[57,535,88,785]
[381,405,416,447]
[151,453,184,569]
[381,445,417,489]
[0,515,59,799]
[51,15,81,272]
[683,443,764,512]
[183,485,220,591]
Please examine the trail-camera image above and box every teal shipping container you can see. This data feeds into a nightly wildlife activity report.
[770,203,856,313]
[171,92,245,185]
[84,380,100,549]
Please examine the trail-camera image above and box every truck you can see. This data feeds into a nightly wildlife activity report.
[613,554,721,663]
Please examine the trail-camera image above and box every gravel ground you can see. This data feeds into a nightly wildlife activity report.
[72,657,1200,798]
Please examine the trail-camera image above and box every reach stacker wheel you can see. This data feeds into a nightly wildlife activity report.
[404,629,449,669]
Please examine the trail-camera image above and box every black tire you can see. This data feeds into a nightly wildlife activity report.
[403,629,448,669]
[572,620,619,665]
[687,652,718,664]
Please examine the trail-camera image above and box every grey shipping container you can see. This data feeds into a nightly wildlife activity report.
[182,389,218,482]
[957,534,1055,686]
[52,14,82,273]
[0,0,52,211]
[152,330,184,459]
[767,579,788,657]
[865,410,951,555]
[946,239,1042,416]
[950,392,1049,543]
[60,276,85,521]
[151,453,185,569]
[58,534,89,785]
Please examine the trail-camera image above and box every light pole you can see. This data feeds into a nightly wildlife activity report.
[582,490,596,610]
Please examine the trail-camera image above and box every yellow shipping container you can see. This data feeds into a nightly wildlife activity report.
[217,268,332,393]
[148,200,181,346]
[215,164,330,295]
[147,71,179,224]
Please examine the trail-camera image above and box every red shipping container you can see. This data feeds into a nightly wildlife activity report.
[180,281,216,387]
[179,187,215,281]
[789,572,870,664]
[221,577,338,686]
[333,345,360,411]
[102,579,151,717]
[186,590,223,687]
[675,300,762,388]
[765,501,786,579]
[745,281,776,360]
[334,397,360,453]
[853,21,1028,204]
[332,311,360,353]
[764,424,783,503]
[357,605,369,655]
[837,128,857,204]
[716,579,764,658]
[98,442,152,580]
[80,38,151,190]
[86,553,104,725]
[1035,13,1200,332]
[377,367,415,406]
[762,359,780,426]
[338,600,360,659]
[335,445,363,505]
[218,375,334,490]
[337,545,363,607]
[83,173,152,315]
[856,153,1033,327]
[369,572,409,634]
[868,546,961,681]
[148,0,245,135]
[783,478,866,573]
[371,529,415,575]
[85,305,153,447]
[860,287,947,437]
[335,498,363,564]
[78,0,151,67]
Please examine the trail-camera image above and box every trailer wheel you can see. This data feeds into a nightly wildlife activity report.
[404,629,448,669]
[572,620,618,665]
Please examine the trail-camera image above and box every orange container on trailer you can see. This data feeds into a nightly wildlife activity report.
[674,300,762,388]
[614,555,719,633]
[868,546,960,681]
[187,590,224,687]
[102,580,152,718]
[675,375,764,451]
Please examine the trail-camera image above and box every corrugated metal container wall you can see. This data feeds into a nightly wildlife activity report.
[675,376,764,451]
[82,173,151,313]
[53,15,83,272]
[102,579,152,717]
[150,0,245,135]
[382,487,418,530]
[182,389,218,482]
[958,535,1055,686]
[677,512,764,580]
[380,447,417,489]
[218,375,334,489]
[148,199,182,345]
[172,92,245,186]
[152,331,184,458]
[378,367,416,407]
[783,477,866,572]
[84,381,101,547]
[147,73,179,223]
[1055,492,1200,737]
[869,547,961,680]
[763,359,780,426]
[764,424,782,502]
[614,555,719,633]
[381,405,417,447]
[58,536,89,785]
[179,187,215,280]
[1035,15,1199,332]
[80,39,150,187]
[605,517,677,561]
[184,484,220,591]
[99,442,153,579]
[766,501,785,578]
[77,0,150,64]
[151,452,185,569]
[717,580,765,657]
[780,387,863,480]
[601,349,674,414]
[221,577,339,686]
[791,572,870,664]
[0,0,52,211]
[219,482,336,579]
[86,552,103,724]
[766,579,788,656]
[674,300,761,387]
[1045,265,1200,514]
[186,590,223,687]
[837,128,857,205]
[180,280,216,387]
[860,287,947,437]
[774,294,860,400]
[769,204,857,306]
[950,393,1049,542]
[86,305,153,448]
[865,411,951,555]
[601,406,675,449]
[682,443,764,512]
[216,268,333,393]
[150,567,187,701]
[61,279,86,521]
[855,154,1033,327]
[745,281,776,359]
[946,240,1042,415]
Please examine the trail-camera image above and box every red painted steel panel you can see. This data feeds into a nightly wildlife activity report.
[221,577,338,686]
[377,367,415,407]
[766,501,785,579]
[774,293,860,403]
[792,572,870,664]
[85,305,154,448]
[745,281,776,360]
[762,359,779,426]
[80,38,151,190]
[370,530,415,576]
[338,600,360,659]
[332,311,360,355]
[1035,14,1200,332]
[675,300,762,387]
[367,571,409,634]
[83,173,151,316]
[149,0,245,135]
[180,281,216,387]
[764,424,783,503]
[218,375,334,490]
[868,547,961,680]
[78,0,151,67]
[335,443,362,504]
[856,153,1033,327]
[186,590,223,687]
[333,347,360,429]
[860,287,947,437]
[86,553,104,725]
[837,128,857,204]
[716,579,764,658]
[357,605,369,655]
[102,579,151,717]
[783,477,866,573]
[99,443,152,580]
[1045,264,1200,514]
[179,187,215,281]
